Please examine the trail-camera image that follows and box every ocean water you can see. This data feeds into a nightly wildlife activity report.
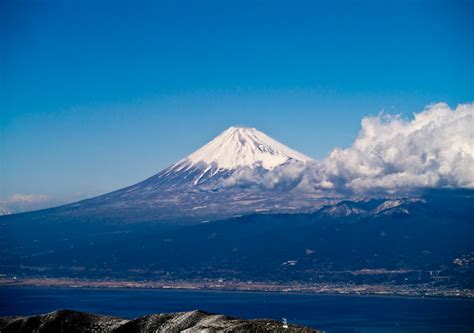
[0,287,473,333]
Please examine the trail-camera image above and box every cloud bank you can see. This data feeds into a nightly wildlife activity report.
[220,102,474,194]
[316,102,474,192]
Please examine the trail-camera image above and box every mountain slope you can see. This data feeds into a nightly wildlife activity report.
[0,309,319,333]
[131,126,312,188]
[3,127,322,224]
[183,126,311,172]
[2,189,472,287]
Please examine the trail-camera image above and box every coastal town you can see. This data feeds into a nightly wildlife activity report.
[1,276,472,299]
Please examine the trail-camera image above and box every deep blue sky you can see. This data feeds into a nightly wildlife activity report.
[1,0,473,204]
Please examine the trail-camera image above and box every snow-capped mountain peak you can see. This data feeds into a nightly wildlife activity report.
[181,126,311,171]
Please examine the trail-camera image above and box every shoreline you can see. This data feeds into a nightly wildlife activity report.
[1,277,472,300]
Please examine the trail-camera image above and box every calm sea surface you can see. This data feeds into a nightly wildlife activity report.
[0,287,473,333]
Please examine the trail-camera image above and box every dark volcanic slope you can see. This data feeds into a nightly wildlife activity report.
[0,309,319,333]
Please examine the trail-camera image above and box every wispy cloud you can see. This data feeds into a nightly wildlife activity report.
[0,193,52,215]
[5,194,50,204]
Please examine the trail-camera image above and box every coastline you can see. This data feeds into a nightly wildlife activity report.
[1,277,472,300]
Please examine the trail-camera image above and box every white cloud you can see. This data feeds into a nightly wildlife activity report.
[220,160,308,189]
[320,102,474,192]
[216,102,474,194]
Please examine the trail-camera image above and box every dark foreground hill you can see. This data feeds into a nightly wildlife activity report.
[0,309,319,333]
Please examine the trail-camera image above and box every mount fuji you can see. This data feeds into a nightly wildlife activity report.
[1,127,473,288]
[11,127,329,223]
[145,126,312,189]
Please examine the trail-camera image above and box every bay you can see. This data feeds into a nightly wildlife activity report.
[1,287,473,333]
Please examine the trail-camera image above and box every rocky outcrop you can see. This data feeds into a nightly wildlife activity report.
[0,309,320,332]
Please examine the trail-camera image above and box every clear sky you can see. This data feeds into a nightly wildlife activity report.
[1,0,473,207]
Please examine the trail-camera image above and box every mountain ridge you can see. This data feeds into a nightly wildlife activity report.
[0,309,319,333]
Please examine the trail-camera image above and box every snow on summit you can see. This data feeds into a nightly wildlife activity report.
[183,126,311,170]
